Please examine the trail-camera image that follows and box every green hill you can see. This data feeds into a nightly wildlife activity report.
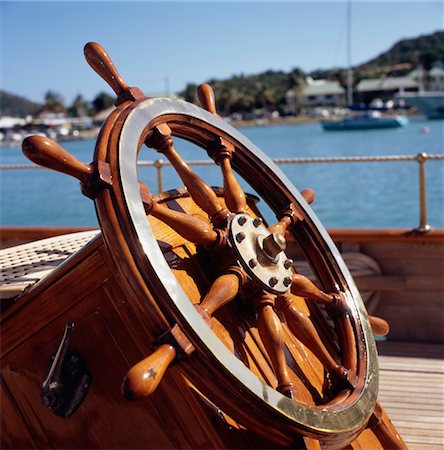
[360,30,444,72]
[179,31,444,114]
[0,91,42,118]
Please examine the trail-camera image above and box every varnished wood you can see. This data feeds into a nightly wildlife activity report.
[198,272,241,317]
[21,136,112,199]
[84,42,144,104]
[268,202,301,235]
[22,136,92,184]
[197,84,248,214]
[139,182,219,247]
[197,83,217,115]
[338,312,358,380]
[276,293,350,389]
[368,402,408,449]
[219,157,248,214]
[368,315,390,336]
[268,189,313,235]
[290,273,336,304]
[147,123,230,226]
[268,216,292,236]
[123,344,177,399]
[0,200,404,446]
[255,293,296,398]
[329,228,444,243]
[301,188,315,205]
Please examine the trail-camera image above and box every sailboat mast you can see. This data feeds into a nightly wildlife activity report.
[346,0,353,106]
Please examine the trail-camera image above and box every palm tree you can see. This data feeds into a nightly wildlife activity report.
[43,90,66,114]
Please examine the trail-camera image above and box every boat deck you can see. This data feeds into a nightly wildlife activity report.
[377,341,444,449]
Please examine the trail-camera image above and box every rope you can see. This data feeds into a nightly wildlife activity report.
[1,153,442,171]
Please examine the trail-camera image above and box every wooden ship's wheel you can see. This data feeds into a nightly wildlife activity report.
[19,42,406,449]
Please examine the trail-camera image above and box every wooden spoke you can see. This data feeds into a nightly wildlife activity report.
[197,269,245,320]
[290,273,338,305]
[335,311,358,386]
[268,189,314,235]
[367,402,408,449]
[146,123,230,227]
[277,294,352,390]
[197,84,248,214]
[122,344,176,399]
[318,292,358,388]
[197,83,218,115]
[219,156,248,214]
[368,315,390,336]
[301,188,315,205]
[255,293,296,398]
[84,42,144,105]
[268,202,301,235]
[22,135,113,199]
[23,136,93,184]
[139,182,220,247]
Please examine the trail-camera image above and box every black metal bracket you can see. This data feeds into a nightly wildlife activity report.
[41,321,91,418]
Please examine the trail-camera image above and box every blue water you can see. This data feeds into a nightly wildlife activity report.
[1,117,443,229]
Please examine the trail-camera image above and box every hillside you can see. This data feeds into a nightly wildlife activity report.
[360,30,444,72]
[178,30,443,114]
[0,91,42,118]
[307,30,444,81]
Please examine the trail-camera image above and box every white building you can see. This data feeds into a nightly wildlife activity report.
[427,62,444,91]
[356,76,418,103]
[301,77,346,107]
[286,78,346,113]
[406,63,444,92]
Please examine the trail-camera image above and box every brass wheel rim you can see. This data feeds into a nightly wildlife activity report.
[97,97,378,443]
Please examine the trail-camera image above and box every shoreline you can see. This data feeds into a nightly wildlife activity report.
[0,112,431,148]
[229,115,320,128]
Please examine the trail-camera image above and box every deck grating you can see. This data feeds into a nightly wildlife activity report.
[377,341,444,449]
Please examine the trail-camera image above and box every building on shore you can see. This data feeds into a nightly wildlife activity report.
[286,77,346,114]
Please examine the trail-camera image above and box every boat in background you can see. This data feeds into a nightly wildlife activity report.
[320,2,408,132]
[399,91,444,119]
[321,110,408,131]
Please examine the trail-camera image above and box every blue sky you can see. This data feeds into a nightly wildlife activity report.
[1,1,443,105]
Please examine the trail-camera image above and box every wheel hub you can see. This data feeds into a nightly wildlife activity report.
[229,214,293,293]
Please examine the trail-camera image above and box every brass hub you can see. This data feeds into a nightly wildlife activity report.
[229,214,293,294]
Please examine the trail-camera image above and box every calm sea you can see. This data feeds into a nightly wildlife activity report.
[1,116,443,229]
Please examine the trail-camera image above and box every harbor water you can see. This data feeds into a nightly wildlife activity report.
[1,116,443,229]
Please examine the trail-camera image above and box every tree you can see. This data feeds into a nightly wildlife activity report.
[43,90,66,114]
[179,83,198,103]
[68,94,90,117]
[91,91,115,113]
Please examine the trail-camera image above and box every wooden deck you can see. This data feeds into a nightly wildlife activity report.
[377,341,444,449]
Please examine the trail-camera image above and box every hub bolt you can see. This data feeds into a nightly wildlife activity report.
[283,277,292,287]
[249,258,258,268]
[284,259,293,269]
[253,217,263,228]
[238,216,247,226]
[236,232,246,243]
[269,277,278,287]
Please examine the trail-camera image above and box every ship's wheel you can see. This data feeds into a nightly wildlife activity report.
[23,42,404,450]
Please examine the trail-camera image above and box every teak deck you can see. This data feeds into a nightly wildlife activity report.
[377,341,444,449]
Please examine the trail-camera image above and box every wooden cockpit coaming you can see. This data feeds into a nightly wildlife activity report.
[1,230,284,449]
